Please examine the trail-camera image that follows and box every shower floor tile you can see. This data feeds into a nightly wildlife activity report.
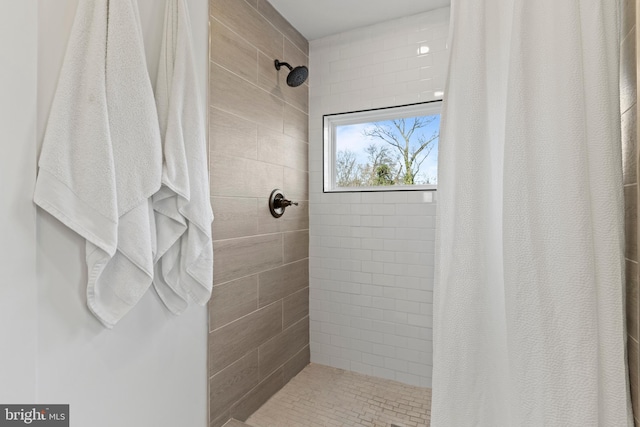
[245,363,431,427]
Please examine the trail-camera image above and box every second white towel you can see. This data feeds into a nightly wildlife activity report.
[153,0,214,313]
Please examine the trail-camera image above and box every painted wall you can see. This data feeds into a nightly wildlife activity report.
[308,7,450,388]
[0,1,209,426]
[207,0,310,425]
[622,0,639,423]
[0,0,38,404]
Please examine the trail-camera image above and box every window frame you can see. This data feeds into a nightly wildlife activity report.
[323,100,442,193]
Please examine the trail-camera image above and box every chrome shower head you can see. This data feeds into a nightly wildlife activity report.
[274,59,308,87]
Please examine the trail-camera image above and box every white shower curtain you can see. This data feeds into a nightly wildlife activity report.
[432,0,633,425]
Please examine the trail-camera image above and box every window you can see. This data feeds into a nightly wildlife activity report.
[323,101,441,192]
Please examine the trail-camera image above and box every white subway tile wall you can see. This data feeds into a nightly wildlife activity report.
[308,7,450,388]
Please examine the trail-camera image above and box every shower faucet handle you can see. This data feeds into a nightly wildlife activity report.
[277,198,298,208]
[269,189,298,218]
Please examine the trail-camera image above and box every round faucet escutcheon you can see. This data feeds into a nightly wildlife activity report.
[269,189,298,218]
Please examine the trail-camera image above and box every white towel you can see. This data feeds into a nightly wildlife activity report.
[152,0,214,313]
[34,0,162,328]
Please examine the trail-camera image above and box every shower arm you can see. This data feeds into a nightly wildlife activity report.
[274,59,293,71]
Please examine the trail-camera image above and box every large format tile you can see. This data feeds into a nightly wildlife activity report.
[209,350,259,417]
[210,108,258,160]
[283,287,309,328]
[257,200,309,234]
[258,316,309,380]
[284,167,309,202]
[211,411,231,427]
[209,275,258,331]
[257,126,308,172]
[284,137,308,172]
[284,85,309,120]
[210,18,258,84]
[256,0,308,55]
[210,154,283,199]
[283,345,310,384]
[211,197,258,240]
[210,0,283,60]
[211,64,284,132]
[258,259,309,307]
[209,301,282,375]
[213,233,283,285]
[283,102,309,142]
[257,52,282,97]
[257,126,284,166]
[284,38,308,69]
[283,230,309,263]
[230,368,285,421]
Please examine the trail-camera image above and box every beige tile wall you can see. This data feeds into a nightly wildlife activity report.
[208,0,310,425]
[624,1,639,425]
